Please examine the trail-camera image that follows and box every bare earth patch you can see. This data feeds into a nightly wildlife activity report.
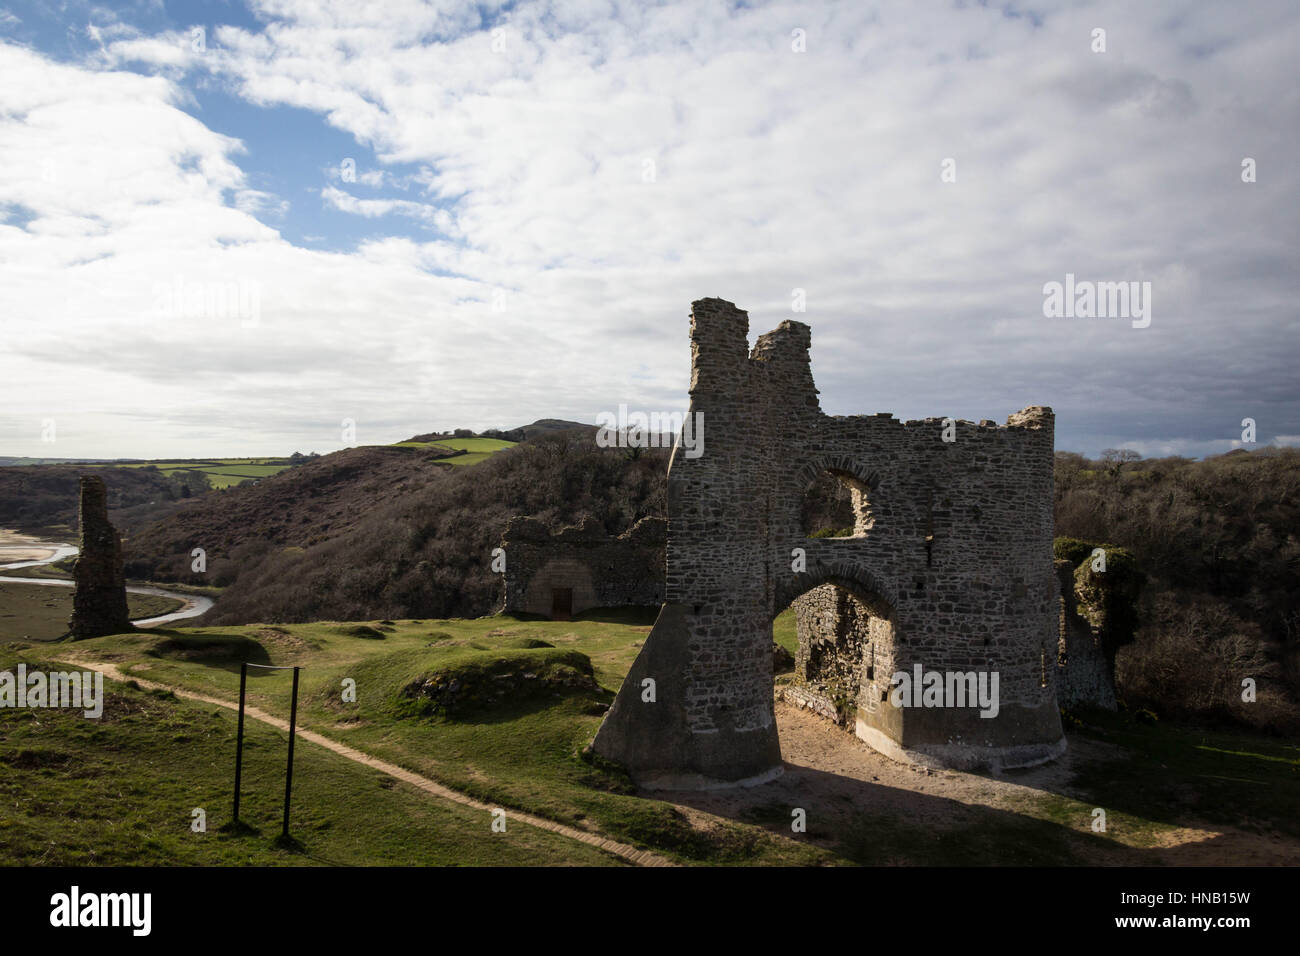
[653,700,1300,866]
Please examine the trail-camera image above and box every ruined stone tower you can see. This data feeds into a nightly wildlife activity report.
[591,298,1065,788]
[69,475,131,639]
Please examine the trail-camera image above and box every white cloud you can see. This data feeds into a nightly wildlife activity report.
[3,0,1299,458]
[319,185,449,230]
[235,188,289,217]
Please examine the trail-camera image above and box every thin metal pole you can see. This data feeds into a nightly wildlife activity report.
[233,661,247,823]
[282,666,300,840]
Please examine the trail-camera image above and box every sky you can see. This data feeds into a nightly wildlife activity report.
[0,0,1296,460]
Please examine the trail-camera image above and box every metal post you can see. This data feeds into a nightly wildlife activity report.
[232,661,247,823]
[282,666,300,840]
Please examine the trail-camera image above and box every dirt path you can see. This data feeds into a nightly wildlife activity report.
[64,659,675,868]
[655,701,1300,865]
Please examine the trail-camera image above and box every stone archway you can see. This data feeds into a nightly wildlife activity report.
[780,571,897,732]
[591,298,1065,788]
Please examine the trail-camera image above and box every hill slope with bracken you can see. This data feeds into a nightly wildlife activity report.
[123,444,455,585]
[0,464,200,535]
[188,432,669,624]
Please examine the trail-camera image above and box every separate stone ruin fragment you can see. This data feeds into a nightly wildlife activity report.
[499,515,666,619]
[69,475,132,639]
[591,297,1066,788]
[1055,561,1117,710]
[1054,541,1144,711]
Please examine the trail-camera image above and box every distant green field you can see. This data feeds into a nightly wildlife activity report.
[392,437,516,466]
[77,438,514,490]
[101,459,296,488]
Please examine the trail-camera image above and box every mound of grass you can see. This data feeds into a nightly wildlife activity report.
[394,647,603,719]
[503,637,554,649]
[331,624,387,640]
[147,633,270,666]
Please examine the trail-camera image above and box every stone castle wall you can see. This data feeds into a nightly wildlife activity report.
[500,515,665,617]
[592,298,1065,787]
[792,583,895,725]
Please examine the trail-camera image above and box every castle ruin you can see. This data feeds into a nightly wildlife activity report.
[499,515,665,619]
[69,474,132,639]
[591,298,1065,788]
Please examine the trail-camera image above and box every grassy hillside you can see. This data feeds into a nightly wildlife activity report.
[0,645,622,866]
[29,616,1299,866]
[37,618,833,865]
[391,436,517,466]
[105,458,297,489]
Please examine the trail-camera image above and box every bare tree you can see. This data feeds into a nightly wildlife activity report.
[1100,447,1142,478]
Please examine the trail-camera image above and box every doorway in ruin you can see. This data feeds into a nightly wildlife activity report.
[784,463,892,729]
[551,587,573,621]
[779,578,897,732]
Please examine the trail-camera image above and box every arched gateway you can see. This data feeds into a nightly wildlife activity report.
[591,298,1065,788]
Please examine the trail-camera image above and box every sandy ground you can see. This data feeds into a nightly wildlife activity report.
[654,700,1300,865]
[0,548,55,562]
[0,529,57,563]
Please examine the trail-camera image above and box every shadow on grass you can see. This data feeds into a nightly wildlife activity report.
[573,607,660,626]
[622,712,1300,865]
[144,630,273,674]
[1051,709,1300,841]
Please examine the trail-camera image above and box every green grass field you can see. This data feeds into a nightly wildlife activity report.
[0,646,621,866]
[391,437,517,466]
[99,459,296,488]
[80,440,514,489]
[32,614,834,865]
[11,610,1294,866]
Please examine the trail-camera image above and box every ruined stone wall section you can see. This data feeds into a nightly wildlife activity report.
[794,585,878,712]
[1055,560,1119,710]
[593,298,1064,785]
[69,474,131,640]
[501,515,665,617]
[774,415,1058,702]
[670,300,1058,733]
